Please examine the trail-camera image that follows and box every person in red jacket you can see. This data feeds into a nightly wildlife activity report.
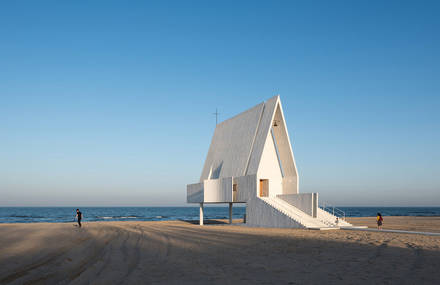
[377,212,383,230]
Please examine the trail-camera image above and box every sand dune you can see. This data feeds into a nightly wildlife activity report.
[1,218,440,284]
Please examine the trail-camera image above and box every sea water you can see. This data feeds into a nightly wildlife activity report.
[0,206,439,224]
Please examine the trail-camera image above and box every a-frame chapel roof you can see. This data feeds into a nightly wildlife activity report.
[200,95,296,182]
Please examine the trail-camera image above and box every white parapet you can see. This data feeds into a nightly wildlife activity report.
[187,182,204,203]
[187,177,234,203]
[233,174,257,202]
[277,193,318,218]
[204,177,233,202]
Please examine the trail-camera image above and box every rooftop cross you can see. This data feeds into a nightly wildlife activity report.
[213,108,220,125]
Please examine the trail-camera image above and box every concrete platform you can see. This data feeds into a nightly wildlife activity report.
[308,227,339,231]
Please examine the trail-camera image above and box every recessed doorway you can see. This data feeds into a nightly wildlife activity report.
[259,179,269,197]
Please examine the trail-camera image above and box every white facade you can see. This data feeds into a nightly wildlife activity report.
[257,131,284,197]
[187,95,353,229]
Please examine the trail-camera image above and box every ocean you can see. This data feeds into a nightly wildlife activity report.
[0,206,440,224]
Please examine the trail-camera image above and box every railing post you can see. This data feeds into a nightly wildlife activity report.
[320,201,346,220]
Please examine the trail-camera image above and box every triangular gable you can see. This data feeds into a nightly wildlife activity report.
[246,95,299,193]
[270,98,299,194]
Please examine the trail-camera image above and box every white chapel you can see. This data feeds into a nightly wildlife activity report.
[187,95,353,229]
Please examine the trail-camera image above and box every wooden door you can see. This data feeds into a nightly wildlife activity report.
[259,179,268,197]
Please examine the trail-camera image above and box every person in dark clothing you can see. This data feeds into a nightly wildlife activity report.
[76,209,82,227]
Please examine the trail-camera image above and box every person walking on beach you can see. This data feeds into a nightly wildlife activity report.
[75,209,82,227]
[377,212,383,230]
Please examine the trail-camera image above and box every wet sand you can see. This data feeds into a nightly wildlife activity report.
[1,218,439,284]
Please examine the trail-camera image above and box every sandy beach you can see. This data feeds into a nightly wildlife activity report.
[347,216,440,233]
[1,217,439,284]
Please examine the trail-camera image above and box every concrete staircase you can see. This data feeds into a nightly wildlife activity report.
[259,196,353,230]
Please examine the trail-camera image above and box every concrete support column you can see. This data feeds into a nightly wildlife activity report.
[199,203,204,225]
[229,202,233,224]
[312,193,318,218]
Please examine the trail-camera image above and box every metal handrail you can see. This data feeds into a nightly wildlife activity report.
[319,201,345,220]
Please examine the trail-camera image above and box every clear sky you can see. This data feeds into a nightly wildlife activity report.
[1,1,439,207]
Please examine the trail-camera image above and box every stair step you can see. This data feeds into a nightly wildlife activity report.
[260,197,328,228]
[259,196,353,229]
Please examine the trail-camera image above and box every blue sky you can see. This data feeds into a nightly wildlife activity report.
[1,1,439,206]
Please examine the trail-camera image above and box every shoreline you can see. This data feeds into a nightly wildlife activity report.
[2,215,440,220]
[1,218,440,284]
[1,216,440,233]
